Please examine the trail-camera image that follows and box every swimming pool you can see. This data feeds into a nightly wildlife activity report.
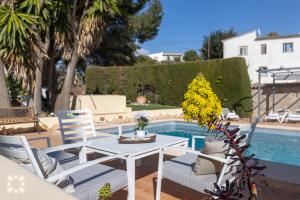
[99,121,300,167]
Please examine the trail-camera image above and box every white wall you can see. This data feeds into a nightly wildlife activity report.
[148,52,183,62]
[223,30,300,83]
[148,52,165,62]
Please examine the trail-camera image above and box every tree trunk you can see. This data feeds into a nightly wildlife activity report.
[33,66,42,114]
[54,53,79,112]
[0,60,11,107]
[47,44,56,110]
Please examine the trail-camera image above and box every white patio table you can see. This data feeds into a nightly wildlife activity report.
[85,133,189,200]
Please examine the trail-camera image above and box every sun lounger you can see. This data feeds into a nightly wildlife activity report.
[0,135,128,200]
[264,109,288,123]
[221,108,240,121]
[286,110,300,123]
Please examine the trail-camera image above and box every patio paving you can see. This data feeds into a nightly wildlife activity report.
[4,126,300,200]
[107,155,300,200]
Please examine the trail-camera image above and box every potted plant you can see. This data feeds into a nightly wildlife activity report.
[136,84,155,105]
[135,111,149,137]
[136,95,147,105]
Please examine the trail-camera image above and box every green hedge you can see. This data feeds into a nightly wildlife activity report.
[86,58,252,117]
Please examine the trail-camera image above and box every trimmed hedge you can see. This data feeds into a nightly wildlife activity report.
[86,58,252,117]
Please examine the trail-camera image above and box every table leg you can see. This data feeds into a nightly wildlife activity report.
[127,156,136,200]
[156,149,164,200]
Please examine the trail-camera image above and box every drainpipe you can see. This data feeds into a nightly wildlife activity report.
[258,70,261,119]
[272,75,275,112]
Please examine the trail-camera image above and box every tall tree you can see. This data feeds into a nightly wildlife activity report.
[0,60,10,107]
[95,0,163,66]
[200,28,237,60]
[54,0,120,112]
[0,3,42,107]
[20,0,52,114]
[183,50,200,61]
[0,2,10,107]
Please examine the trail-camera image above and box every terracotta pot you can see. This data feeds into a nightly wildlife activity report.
[136,96,147,105]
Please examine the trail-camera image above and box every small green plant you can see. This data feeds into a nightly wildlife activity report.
[98,183,112,200]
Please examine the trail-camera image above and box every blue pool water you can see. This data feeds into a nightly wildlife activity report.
[100,121,300,167]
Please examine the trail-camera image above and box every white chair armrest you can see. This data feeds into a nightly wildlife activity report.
[191,135,205,150]
[41,142,84,154]
[46,154,123,183]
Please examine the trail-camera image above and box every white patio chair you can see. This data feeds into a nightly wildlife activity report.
[58,109,126,164]
[58,110,100,144]
[264,109,288,123]
[286,110,300,123]
[155,119,259,200]
[0,135,128,200]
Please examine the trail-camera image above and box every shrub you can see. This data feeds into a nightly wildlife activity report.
[86,57,252,117]
[182,73,222,126]
[98,183,112,200]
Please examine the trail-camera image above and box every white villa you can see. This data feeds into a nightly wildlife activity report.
[148,52,183,62]
[223,29,300,83]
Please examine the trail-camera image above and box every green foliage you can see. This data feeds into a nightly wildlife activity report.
[129,0,163,43]
[86,58,252,117]
[181,73,222,126]
[94,0,163,66]
[134,55,157,66]
[0,5,39,67]
[200,28,237,60]
[98,183,112,200]
[6,75,26,106]
[136,116,149,130]
[183,50,200,61]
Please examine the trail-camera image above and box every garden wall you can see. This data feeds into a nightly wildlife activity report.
[85,58,252,117]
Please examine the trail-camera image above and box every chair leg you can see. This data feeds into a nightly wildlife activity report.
[36,121,40,134]
[34,122,36,132]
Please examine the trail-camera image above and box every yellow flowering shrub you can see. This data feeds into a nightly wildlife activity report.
[181,73,222,126]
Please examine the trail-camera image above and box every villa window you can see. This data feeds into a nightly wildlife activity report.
[261,44,267,55]
[283,42,293,53]
[239,46,248,56]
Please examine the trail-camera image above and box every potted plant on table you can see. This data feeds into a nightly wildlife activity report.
[135,111,149,137]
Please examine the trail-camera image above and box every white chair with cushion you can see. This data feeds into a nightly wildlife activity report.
[0,135,128,200]
[155,119,259,199]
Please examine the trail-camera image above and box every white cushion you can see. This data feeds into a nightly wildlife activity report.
[32,149,75,193]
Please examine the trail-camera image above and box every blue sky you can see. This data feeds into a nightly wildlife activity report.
[140,0,300,54]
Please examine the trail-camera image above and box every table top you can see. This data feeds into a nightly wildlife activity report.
[86,133,188,155]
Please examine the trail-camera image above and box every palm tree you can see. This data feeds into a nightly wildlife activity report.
[54,0,120,112]
[20,0,53,114]
[0,60,10,107]
[0,3,42,107]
